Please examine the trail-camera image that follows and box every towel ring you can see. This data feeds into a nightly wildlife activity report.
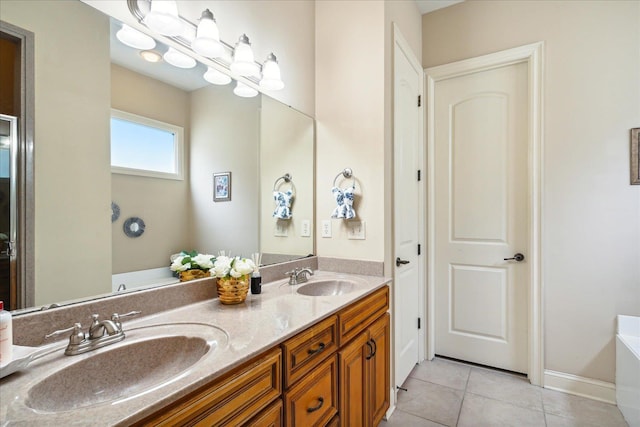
[273,173,294,191]
[333,168,355,188]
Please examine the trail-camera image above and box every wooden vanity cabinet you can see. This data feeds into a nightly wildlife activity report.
[134,285,389,427]
[134,348,281,426]
[338,291,390,427]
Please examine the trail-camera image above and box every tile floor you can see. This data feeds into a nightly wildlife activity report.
[380,357,629,427]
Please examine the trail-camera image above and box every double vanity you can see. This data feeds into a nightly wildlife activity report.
[0,266,390,426]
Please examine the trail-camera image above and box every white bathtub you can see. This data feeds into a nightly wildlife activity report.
[617,315,640,427]
[111,267,179,293]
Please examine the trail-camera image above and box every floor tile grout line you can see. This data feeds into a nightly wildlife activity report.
[454,366,472,426]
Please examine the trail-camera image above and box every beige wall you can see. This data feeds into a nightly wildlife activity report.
[189,84,260,257]
[316,0,386,262]
[315,0,422,270]
[1,0,113,305]
[110,64,191,273]
[423,0,640,383]
[260,96,315,257]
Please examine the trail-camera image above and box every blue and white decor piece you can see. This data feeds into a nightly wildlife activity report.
[273,189,294,219]
[331,168,357,219]
[273,173,294,219]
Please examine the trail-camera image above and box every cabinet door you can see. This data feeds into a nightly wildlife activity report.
[368,313,390,427]
[338,332,370,427]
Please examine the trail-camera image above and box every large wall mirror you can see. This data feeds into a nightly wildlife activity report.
[0,0,314,314]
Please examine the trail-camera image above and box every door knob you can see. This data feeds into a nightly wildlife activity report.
[396,257,410,267]
[504,253,525,262]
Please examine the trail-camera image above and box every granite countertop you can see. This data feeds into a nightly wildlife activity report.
[0,270,390,426]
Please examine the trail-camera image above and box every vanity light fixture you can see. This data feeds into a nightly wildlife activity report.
[204,67,232,85]
[230,34,260,77]
[140,50,163,63]
[127,1,285,95]
[233,81,259,98]
[163,47,196,69]
[191,9,224,58]
[116,24,156,50]
[144,0,184,37]
[259,53,284,91]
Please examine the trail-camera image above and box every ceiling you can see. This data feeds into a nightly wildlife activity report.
[415,0,464,15]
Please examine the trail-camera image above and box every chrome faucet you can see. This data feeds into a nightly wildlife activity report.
[45,311,140,356]
[285,267,314,285]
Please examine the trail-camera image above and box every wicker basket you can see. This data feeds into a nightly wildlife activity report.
[179,269,209,282]
[216,275,250,304]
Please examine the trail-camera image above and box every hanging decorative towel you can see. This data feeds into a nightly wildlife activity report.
[331,168,357,219]
[273,173,294,219]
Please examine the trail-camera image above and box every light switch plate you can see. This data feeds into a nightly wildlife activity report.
[274,221,288,237]
[321,220,331,238]
[301,220,311,237]
[347,221,365,240]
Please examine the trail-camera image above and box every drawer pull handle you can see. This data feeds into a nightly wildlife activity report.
[307,397,324,413]
[371,338,377,357]
[366,340,374,360]
[307,342,326,355]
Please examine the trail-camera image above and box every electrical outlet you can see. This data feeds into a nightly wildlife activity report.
[321,220,332,238]
[301,220,311,237]
[347,221,366,240]
[274,221,288,237]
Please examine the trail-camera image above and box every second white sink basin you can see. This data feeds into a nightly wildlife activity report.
[296,279,362,296]
[25,323,227,412]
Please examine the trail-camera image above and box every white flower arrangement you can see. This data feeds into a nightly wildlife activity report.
[211,255,256,279]
[170,250,215,273]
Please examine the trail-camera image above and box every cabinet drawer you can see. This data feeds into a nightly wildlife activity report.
[138,348,281,426]
[338,287,389,346]
[282,315,338,388]
[245,399,283,427]
[284,354,338,427]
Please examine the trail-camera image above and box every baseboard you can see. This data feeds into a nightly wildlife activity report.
[544,370,616,404]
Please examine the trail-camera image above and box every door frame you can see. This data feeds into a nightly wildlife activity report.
[425,42,544,386]
[0,20,35,309]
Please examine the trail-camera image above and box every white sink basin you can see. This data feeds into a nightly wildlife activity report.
[25,323,227,412]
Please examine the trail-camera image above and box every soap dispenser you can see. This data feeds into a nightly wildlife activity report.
[0,301,13,365]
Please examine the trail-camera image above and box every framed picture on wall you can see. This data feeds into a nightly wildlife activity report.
[213,172,232,202]
[632,128,639,185]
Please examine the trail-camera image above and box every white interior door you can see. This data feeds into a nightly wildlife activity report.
[393,27,424,387]
[433,61,529,373]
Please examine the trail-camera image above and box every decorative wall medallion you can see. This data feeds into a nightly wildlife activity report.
[111,202,121,223]
[123,217,145,238]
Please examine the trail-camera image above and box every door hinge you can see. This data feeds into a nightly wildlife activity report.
[418,244,421,255]
[418,318,421,329]
[418,95,421,107]
[417,170,421,181]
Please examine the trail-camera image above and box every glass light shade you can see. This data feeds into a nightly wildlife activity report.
[204,67,231,85]
[163,47,196,68]
[259,53,284,91]
[140,50,163,63]
[191,9,224,58]
[144,0,184,36]
[230,34,260,76]
[116,25,156,50]
[233,81,258,98]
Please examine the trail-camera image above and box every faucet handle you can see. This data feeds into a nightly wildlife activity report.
[45,323,85,345]
[111,310,141,321]
[285,268,299,277]
[111,311,141,331]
